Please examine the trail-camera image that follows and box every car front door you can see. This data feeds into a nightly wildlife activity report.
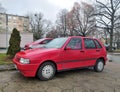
[60,38,86,69]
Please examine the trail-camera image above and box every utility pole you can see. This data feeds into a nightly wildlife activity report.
[6,14,8,51]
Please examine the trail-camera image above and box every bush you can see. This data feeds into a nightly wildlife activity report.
[7,28,21,58]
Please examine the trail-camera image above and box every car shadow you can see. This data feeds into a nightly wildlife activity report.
[13,68,97,81]
[55,68,94,78]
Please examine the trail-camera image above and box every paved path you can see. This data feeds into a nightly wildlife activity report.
[0,49,7,53]
[107,53,120,62]
[0,52,120,92]
[0,64,15,71]
[0,62,120,92]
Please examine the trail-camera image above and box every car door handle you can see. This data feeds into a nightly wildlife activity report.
[96,50,100,52]
[80,50,85,52]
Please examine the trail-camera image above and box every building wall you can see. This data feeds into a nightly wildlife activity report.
[0,33,33,48]
[20,33,33,48]
[0,13,32,48]
[0,13,29,33]
[0,13,6,32]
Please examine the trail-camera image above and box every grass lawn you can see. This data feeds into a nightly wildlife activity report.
[0,53,13,65]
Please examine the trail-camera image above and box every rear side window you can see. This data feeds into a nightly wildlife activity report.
[84,38,96,49]
[94,40,102,48]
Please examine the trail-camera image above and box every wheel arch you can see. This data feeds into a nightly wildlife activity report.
[35,60,57,76]
[97,57,105,65]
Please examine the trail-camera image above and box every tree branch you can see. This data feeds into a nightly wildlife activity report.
[96,0,112,14]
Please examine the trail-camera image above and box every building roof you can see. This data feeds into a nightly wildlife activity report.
[0,13,28,18]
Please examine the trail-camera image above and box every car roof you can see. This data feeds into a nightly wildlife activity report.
[68,36,97,39]
[44,38,53,40]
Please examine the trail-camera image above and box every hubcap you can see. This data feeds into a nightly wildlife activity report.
[42,65,54,79]
[98,61,104,71]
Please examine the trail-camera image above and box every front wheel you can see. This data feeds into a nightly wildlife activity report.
[94,59,104,72]
[37,62,56,81]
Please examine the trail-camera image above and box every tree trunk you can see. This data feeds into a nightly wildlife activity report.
[109,33,113,51]
[82,32,86,37]
[109,0,114,52]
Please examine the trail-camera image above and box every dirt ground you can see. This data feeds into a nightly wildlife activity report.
[0,61,120,92]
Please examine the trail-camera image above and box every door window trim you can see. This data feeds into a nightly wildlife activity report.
[66,38,82,50]
[84,38,97,49]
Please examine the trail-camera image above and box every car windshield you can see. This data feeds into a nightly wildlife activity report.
[45,37,68,48]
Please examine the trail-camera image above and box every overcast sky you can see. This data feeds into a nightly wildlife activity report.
[0,0,94,23]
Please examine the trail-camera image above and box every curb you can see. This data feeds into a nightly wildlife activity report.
[108,52,120,55]
[0,64,16,72]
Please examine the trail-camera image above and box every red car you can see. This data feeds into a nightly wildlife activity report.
[24,38,53,50]
[13,36,107,80]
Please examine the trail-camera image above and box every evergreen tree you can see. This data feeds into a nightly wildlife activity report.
[7,28,21,57]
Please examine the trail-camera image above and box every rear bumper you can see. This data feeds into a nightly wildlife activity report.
[13,58,39,77]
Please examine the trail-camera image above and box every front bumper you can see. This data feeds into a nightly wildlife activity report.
[13,58,39,77]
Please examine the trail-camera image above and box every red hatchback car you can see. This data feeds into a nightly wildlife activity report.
[13,36,107,80]
[24,38,53,50]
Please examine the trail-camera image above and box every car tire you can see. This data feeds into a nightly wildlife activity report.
[37,62,56,81]
[94,59,104,72]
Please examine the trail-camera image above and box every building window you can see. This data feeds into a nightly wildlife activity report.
[8,16,12,22]
[13,17,16,20]
[19,17,22,20]
[8,16,12,19]
[24,18,28,22]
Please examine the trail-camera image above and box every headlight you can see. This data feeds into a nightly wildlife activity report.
[20,58,30,64]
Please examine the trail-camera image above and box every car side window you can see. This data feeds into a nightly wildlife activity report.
[84,38,96,49]
[94,40,102,49]
[67,38,82,50]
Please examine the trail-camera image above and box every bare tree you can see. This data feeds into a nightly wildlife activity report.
[95,0,120,51]
[66,9,78,36]
[46,27,59,38]
[56,9,68,37]
[114,19,120,49]
[28,13,52,40]
[103,29,109,44]
[73,2,96,37]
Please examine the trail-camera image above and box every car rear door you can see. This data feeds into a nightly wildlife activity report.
[83,38,99,66]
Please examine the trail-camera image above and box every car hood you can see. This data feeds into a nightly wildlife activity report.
[17,48,60,57]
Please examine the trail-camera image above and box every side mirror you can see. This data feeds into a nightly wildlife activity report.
[65,46,72,50]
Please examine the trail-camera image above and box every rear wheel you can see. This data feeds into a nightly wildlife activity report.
[37,62,56,81]
[94,59,104,72]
